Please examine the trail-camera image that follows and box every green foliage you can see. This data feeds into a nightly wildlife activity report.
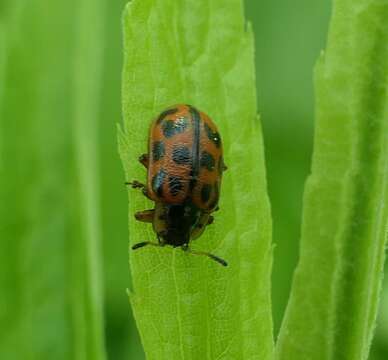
[0,1,106,359]
[275,1,388,359]
[119,0,273,359]
[1,0,388,359]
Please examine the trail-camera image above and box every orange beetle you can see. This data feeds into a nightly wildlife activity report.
[127,104,227,266]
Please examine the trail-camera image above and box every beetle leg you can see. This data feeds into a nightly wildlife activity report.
[125,180,152,199]
[132,232,166,250]
[134,209,154,223]
[139,154,149,168]
[125,180,145,188]
[207,215,214,225]
[181,244,227,267]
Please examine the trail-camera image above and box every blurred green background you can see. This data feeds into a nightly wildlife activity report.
[1,0,387,359]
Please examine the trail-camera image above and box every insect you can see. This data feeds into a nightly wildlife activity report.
[127,104,228,266]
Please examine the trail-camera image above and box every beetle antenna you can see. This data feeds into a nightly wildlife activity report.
[132,241,162,250]
[182,246,227,267]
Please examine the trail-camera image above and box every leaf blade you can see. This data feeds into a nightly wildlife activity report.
[120,0,274,359]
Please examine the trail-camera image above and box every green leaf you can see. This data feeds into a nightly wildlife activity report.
[275,1,388,359]
[119,0,273,359]
[0,1,106,359]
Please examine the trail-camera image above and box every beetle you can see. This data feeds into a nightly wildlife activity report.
[127,104,227,266]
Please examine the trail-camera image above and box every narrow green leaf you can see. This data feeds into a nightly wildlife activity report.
[119,0,273,359]
[0,1,106,359]
[276,1,388,359]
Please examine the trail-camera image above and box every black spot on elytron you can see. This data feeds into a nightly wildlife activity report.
[201,184,212,203]
[200,151,215,171]
[168,176,184,196]
[162,120,175,137]
[172,145,191,165]
[152,169,167,197]
[208,184,219,209]
[204,123,221,148]
[162,117,188,138]
[156,107,178,124]
[152,141,165,161]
